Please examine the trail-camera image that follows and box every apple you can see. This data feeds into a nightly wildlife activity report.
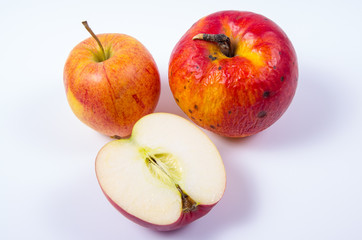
[169,11,298,137]
[95,113,226,231]
[64,21,160,138]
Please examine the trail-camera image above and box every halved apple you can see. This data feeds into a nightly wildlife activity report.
[95,113,226,231]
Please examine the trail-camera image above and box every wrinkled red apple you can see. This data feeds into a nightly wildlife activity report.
[96,113,226,231]
[169,11,298,137]
[64,21,160,138]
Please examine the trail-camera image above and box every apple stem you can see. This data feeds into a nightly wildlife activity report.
[176,184,198,213]
[193,33,233,57]
[82,21,107,61]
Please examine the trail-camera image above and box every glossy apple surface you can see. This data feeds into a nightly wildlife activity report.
[169,11,298,137]
[96,113,226,231]
[64,30,160,138]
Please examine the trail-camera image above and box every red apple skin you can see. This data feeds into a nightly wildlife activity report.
[100,187,216,231]
[64,34,160,138]
[169,11,298,137]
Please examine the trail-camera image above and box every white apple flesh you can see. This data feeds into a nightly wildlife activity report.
[96,113,226,231]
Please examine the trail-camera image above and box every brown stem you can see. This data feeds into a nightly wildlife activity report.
[82,21,106,61]
[193,33,233,57]
[176,184,198,213]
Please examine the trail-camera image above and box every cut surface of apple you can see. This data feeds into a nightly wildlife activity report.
[96,113,226,231]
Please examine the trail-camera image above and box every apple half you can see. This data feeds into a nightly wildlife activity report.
[95,113,226,231]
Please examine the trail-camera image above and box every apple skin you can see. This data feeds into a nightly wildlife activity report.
[64,33,160,138]
[169,11,298,137]
[100,187,216,231]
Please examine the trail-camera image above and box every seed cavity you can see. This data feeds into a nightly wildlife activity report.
[142,147,198,213]
[144,150,182,187]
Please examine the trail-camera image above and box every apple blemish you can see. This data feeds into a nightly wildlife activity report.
[257,111,267,118]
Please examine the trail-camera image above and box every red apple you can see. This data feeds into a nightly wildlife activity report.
[169,11,298,137]
[64,22,160,138]
[96,113,226,231]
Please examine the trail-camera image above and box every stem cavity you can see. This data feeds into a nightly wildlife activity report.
[82,21,107,62]
[193,33,234,57]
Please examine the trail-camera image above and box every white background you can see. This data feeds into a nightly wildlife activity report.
[1,0,362,239]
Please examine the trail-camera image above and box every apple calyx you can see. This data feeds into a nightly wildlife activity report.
[142,148,198,213]
[193,33,233,57]
[82,21,110,62]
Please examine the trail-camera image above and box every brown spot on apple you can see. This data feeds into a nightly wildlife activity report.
[281,76,285,82]
[218,66,222,70]
[189,109,193,113]
[209,55,217,61]
[175,98,179,103]
[257,111,267,118]
[194,104,198,110]
[210,125,216,129]
[263,91,270,98]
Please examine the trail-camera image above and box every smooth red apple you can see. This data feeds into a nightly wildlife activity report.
[64,22,160,138]
[96,113,226,231]
[169,11,298,137]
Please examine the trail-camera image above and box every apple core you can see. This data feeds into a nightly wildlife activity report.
[142,148,198,213]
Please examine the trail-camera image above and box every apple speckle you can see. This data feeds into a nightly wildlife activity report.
[257,111,267,118]
[210,125,216,129]
[189,109,193,113]
[273,66,277,70]
[209,55,217,61]
[175,98,179,103]
[263,91,270,98]
[218,66,222,70]
[194,104,198,110]
[184,86,186,89]
[281,76,285,82]
[228,110,232,114]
